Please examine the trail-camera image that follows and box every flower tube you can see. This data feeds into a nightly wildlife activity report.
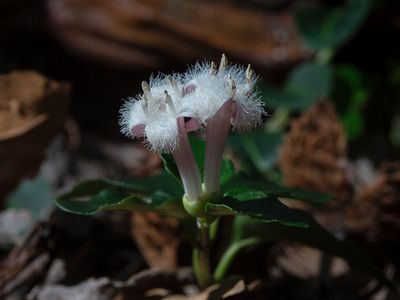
[184,55,265,194]
[119,75,202,202]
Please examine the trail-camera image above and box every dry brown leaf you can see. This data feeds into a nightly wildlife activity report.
[0,71,70,199]
[347,162,400,242]
[131,212,180,270]
[279,102,352,202]
[47,0,311,69]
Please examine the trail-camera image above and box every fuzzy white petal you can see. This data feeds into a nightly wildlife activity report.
[144,114,179,152]
[119,98,147,138]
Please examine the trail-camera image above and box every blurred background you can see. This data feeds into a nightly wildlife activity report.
[0,0,399,299]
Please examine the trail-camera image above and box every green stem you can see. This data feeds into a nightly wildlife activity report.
[213,238,262,282]
[192,219,212,288]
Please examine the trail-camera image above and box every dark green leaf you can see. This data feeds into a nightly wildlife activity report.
[220,159,235,186]
[342,109,364,139]
[264,62,333,111]
[116,173,184,197]
[222,174,331,205]
[55,173,188,218]
[229,132,283,173]
[189,135,206,176]
[207,196,309,228]
[160,153,181,184]
[333,64,368,139]
[224,188,266,201]
[296,0,373,50]
[59,172,183,200]
[287,62,333,101]
[232,215,395,290]
[56,187,188,218]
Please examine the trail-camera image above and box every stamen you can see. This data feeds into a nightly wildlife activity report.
[141,81,153,103]
[167,75,181,98]
[219,54,228,73]
[245,64,254,89]
[164,90,176,115]
[228,75,236,98]
[210,61,217,75]
[167,75,175,87]
[141,94,148,112]
[246,64,253,81]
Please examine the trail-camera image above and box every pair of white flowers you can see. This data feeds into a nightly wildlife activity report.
[120,55,265,205]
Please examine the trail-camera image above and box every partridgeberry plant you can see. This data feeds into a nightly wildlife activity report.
[120,54,264,216]
[56,55,392,289]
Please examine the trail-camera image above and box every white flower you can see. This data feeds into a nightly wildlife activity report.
[181,55,265,194]
[119,74,202,202]
[119,74,199,153]
[119,54,266,203]
[183,54,264,131]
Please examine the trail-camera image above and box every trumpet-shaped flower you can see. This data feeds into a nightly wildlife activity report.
[183,55,264,131]
[183,55,265,194]
[119,75,202,202]
[119,54,265,206]
[120,75,199,152]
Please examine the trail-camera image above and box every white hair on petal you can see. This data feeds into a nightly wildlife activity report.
[119,97,145,139]
[119,56,266,152]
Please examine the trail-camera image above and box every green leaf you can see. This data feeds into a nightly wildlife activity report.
[229,132,283,174]
[287,62,333,101]
[6,176,54,220]
[222,174,331,205]
[231,215,395,290]
[57,187,187,218]
[118,173,184,198]
[224,188,266,201]
[207,196,309,228]
[190,135,206,176]
[342,109,364,139]
[333,64,368,139]
[55,173,188,218]
[160,153,182,185]
[264,62,333,111]
[296,0,373,51]
[220,159,235,186]
[59,172,183,199]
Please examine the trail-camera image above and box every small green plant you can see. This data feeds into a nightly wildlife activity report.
[56,55,390,289]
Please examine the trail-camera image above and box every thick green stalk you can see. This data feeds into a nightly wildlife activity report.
[192,219,212,288]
